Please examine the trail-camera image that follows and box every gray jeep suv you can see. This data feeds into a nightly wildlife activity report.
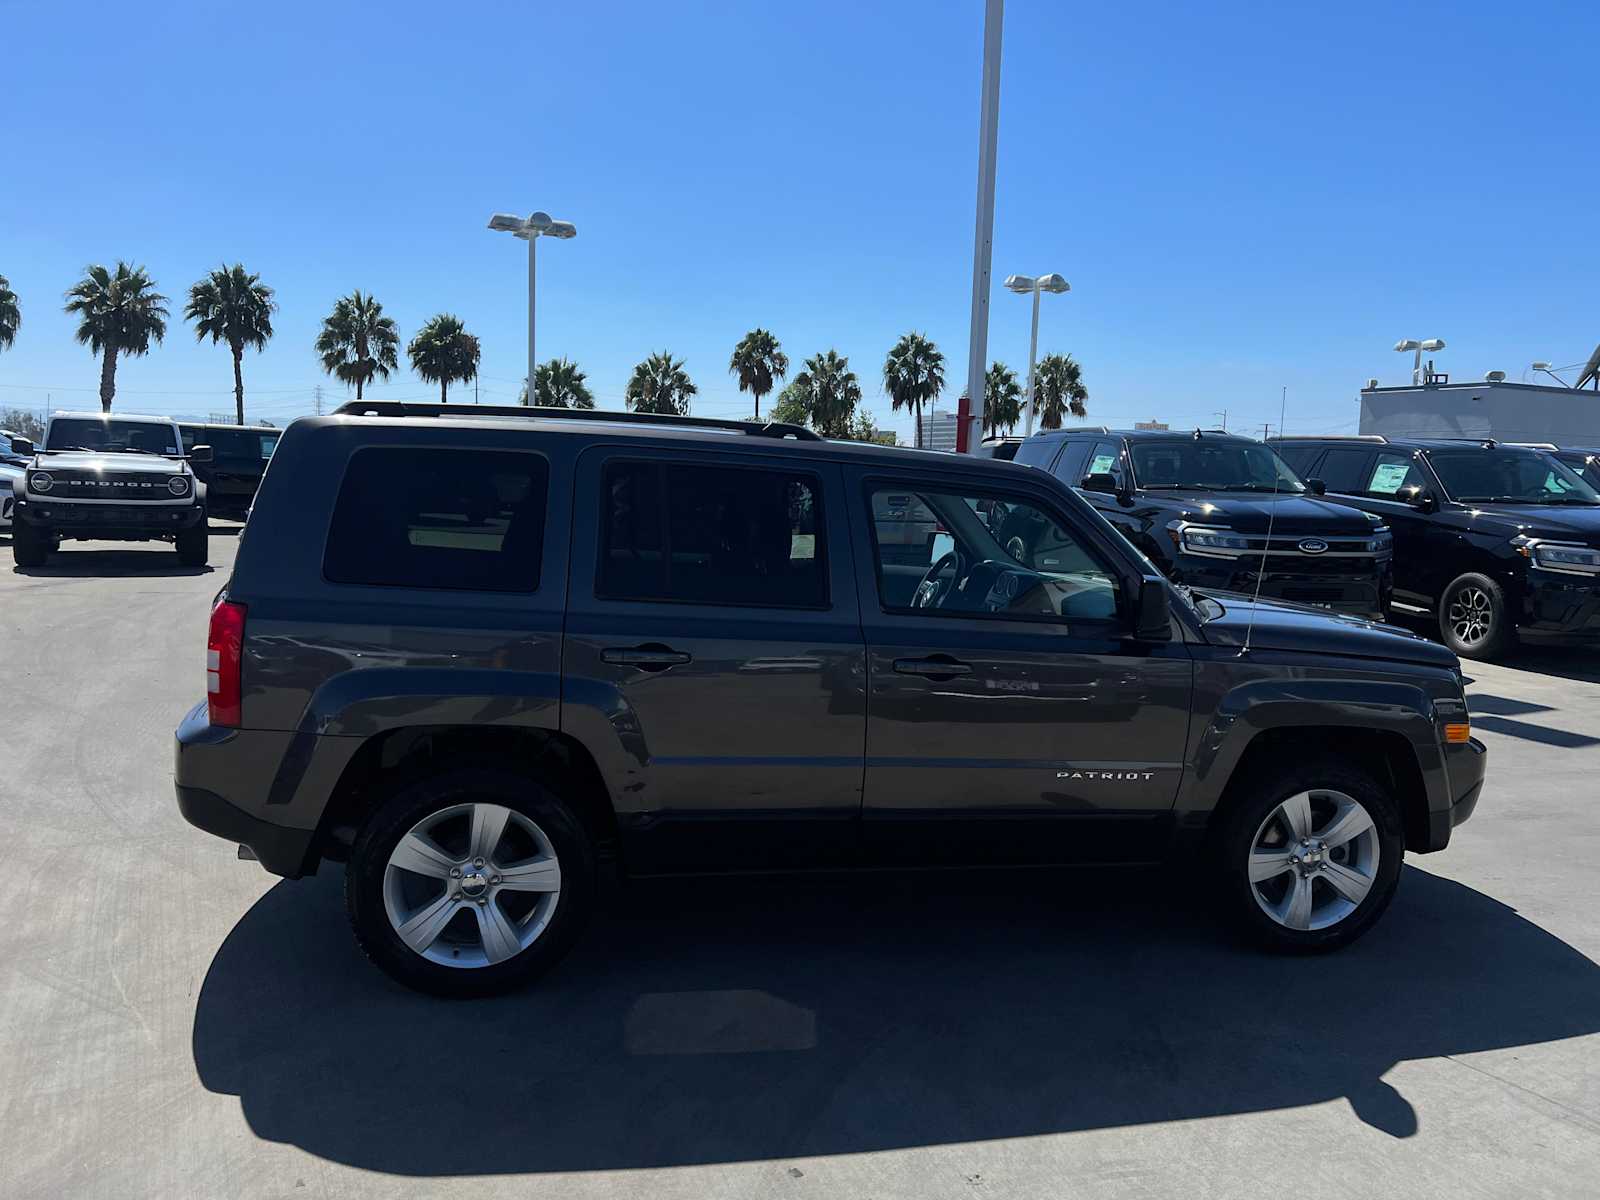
[175,403,1486,996]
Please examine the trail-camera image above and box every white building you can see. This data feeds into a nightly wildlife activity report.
[917,410,959,452]
[1359,379,1600,445]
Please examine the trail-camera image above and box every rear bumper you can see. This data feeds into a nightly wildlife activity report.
[176,784,317,878]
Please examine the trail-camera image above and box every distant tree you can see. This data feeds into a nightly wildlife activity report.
[521,356,595,408]
[769,381,808,427]
[788,350,862,438]
[1033,353,1088,428]
[185,264,275,425]
[407,314,481,402]
[0,407,45,442]
[981,361,1024,436]
[0,275,19,352]
[626,351,696,415]
[845,408,889,444]
[729,328,789,420]
[63,263,168,412]
[315,291,400,401]
[883,332,944,448]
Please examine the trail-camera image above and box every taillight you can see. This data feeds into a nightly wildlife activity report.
[207,596,247,727]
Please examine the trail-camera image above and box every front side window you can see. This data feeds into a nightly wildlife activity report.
[324,447,548,591]
[867,483,1120,623]
[1363,452,1428,497]
[46,418,179,456]
[1129,439,1305,493]
[600,461,826,608]
[1426,449,1600,505]
[1085,440,1124,480]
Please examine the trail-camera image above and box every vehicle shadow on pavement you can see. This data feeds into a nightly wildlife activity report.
[9,549,214,577]
[192,866,1600,1176]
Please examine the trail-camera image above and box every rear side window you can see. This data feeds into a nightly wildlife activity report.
[1051,440,1093,486]
[1011,437,1062,468]
[1316,448,1374,494]
[1276,445,1320,474]
[324,447,548,591]
[600,461,826,608]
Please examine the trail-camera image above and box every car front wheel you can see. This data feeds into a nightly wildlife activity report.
[1215,759,1404,952]
[1439,571,1512,659]
[12,519,49,567]
[346,768,594,996]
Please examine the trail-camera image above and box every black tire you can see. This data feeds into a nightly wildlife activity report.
[176,516,209,567]
[1437,571,1513,660]
[12,521,49,568]
[346,767,595,997]
[1213,757,1405,953]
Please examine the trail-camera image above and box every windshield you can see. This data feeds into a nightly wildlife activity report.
[45,418,180,455]
[1129,440,1305,493]
[1427,449,1600,505]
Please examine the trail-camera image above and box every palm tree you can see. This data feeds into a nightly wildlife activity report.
[408,314,480,402]
[1033,353,1088,429]
[522,357,595,408]
[625,352,696,415]
[729,328,789,420]
[788,350,863,438]
[315,291,400,401]
[63,263,168,412]
[883,332,944,448]
[185,264,275,425]
[0,275,19,352]
[981,361,1024,436]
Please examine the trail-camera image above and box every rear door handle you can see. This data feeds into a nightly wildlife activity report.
[893,656,973,679]
[601,645,693,671]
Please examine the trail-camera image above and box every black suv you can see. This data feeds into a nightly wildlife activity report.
[1273,436,1600,658]
[175,403,1484,996]
[1013,428,1393,619]
[178,422,280,521]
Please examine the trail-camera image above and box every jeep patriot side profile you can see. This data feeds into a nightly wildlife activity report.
[175,403,1486,996]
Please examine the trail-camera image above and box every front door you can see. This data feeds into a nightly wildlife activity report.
[848,467,1194,865]
[563,448,866,872]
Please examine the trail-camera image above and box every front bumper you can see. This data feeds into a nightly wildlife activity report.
[1170,553,1393,620]
[17,496,204,538]
[1516,569,1600,644]
[1424,735,1487,851]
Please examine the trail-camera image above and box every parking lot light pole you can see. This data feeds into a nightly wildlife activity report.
[1394,337,1444,386]
[1005,273,1070,436]
[488,211,578,403]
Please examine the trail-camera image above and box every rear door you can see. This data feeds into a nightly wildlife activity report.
[847,464,1193,865]
[562,446,867,872]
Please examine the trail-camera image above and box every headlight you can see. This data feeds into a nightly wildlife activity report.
[1515,537,1600,574]
[29,471,53,493]
[167,475,191,496]
[1178,524,1252,558]
[1368,528,1393,553]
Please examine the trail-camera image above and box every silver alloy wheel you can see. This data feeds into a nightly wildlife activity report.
[1248,788,1380,932]
[382,802,562,968]
[1446,584,1494,648]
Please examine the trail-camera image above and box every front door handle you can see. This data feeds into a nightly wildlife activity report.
[601,645,693,671]
[893,655,973,679]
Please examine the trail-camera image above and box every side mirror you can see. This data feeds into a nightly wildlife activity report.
[9,436,34,456]
[1134,576,1171,641]
[1082,472,1122,497]
[1406,487,1437,513]
[189,444,214,463]
[1306,477,1327,495]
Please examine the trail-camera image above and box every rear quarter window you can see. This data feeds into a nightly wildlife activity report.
[323,447,549,592]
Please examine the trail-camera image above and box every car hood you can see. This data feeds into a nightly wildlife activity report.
[1459,503,1600,541]
[1197,591,1457,668]
[33,451,185,474]
[1153,492,1379,534]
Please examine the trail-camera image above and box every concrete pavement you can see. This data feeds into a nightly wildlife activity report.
[1,531,1597,1199]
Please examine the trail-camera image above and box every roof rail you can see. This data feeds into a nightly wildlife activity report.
[332,401,822,441]
[1268,434,1388,443]
[1507,441,1559,450]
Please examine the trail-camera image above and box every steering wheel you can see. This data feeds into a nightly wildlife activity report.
[913,550,966,609]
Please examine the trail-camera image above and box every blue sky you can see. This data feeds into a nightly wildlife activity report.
[2,0,1596,441]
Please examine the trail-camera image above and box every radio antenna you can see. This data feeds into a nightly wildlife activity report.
[1242,385,1289,656]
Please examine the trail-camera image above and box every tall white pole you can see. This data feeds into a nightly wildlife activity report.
[1022,284,1041,436]
[526,234,538,404]
[963,0,1004,454]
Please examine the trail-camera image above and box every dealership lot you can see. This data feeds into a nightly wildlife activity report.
[2,535,1598,1200]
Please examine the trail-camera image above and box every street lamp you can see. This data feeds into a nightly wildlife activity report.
[488,210,578,403]
[1004,272,1070,435]
[1530,361,1572,387]
[1394,337,1445,386]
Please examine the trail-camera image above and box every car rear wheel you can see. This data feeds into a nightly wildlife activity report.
[346,768,595,996]
[1214,759,1404,952]
[176,516,209,566]
[12,520,49,567]
[1438,571,1512,659]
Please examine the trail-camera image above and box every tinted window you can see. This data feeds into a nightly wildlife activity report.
[867,484,1119,622]
[599,461,826,608]
[46,418,179,455]
[1276,445,1320,474]
[1086,440,1124,480]
[1129,439,1304,493]
[1363,452,1428,497]
[1051,440,1093,486]
[1011,436,1064,468]
[1426,449,1600,504]
[1316,448,1375,494]
[259,433,279,459]
[324,448,547,591]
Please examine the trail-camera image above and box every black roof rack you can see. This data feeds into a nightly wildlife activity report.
[332,401,822,441]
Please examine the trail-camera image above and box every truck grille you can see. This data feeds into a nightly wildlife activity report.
[42,471,178,501]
